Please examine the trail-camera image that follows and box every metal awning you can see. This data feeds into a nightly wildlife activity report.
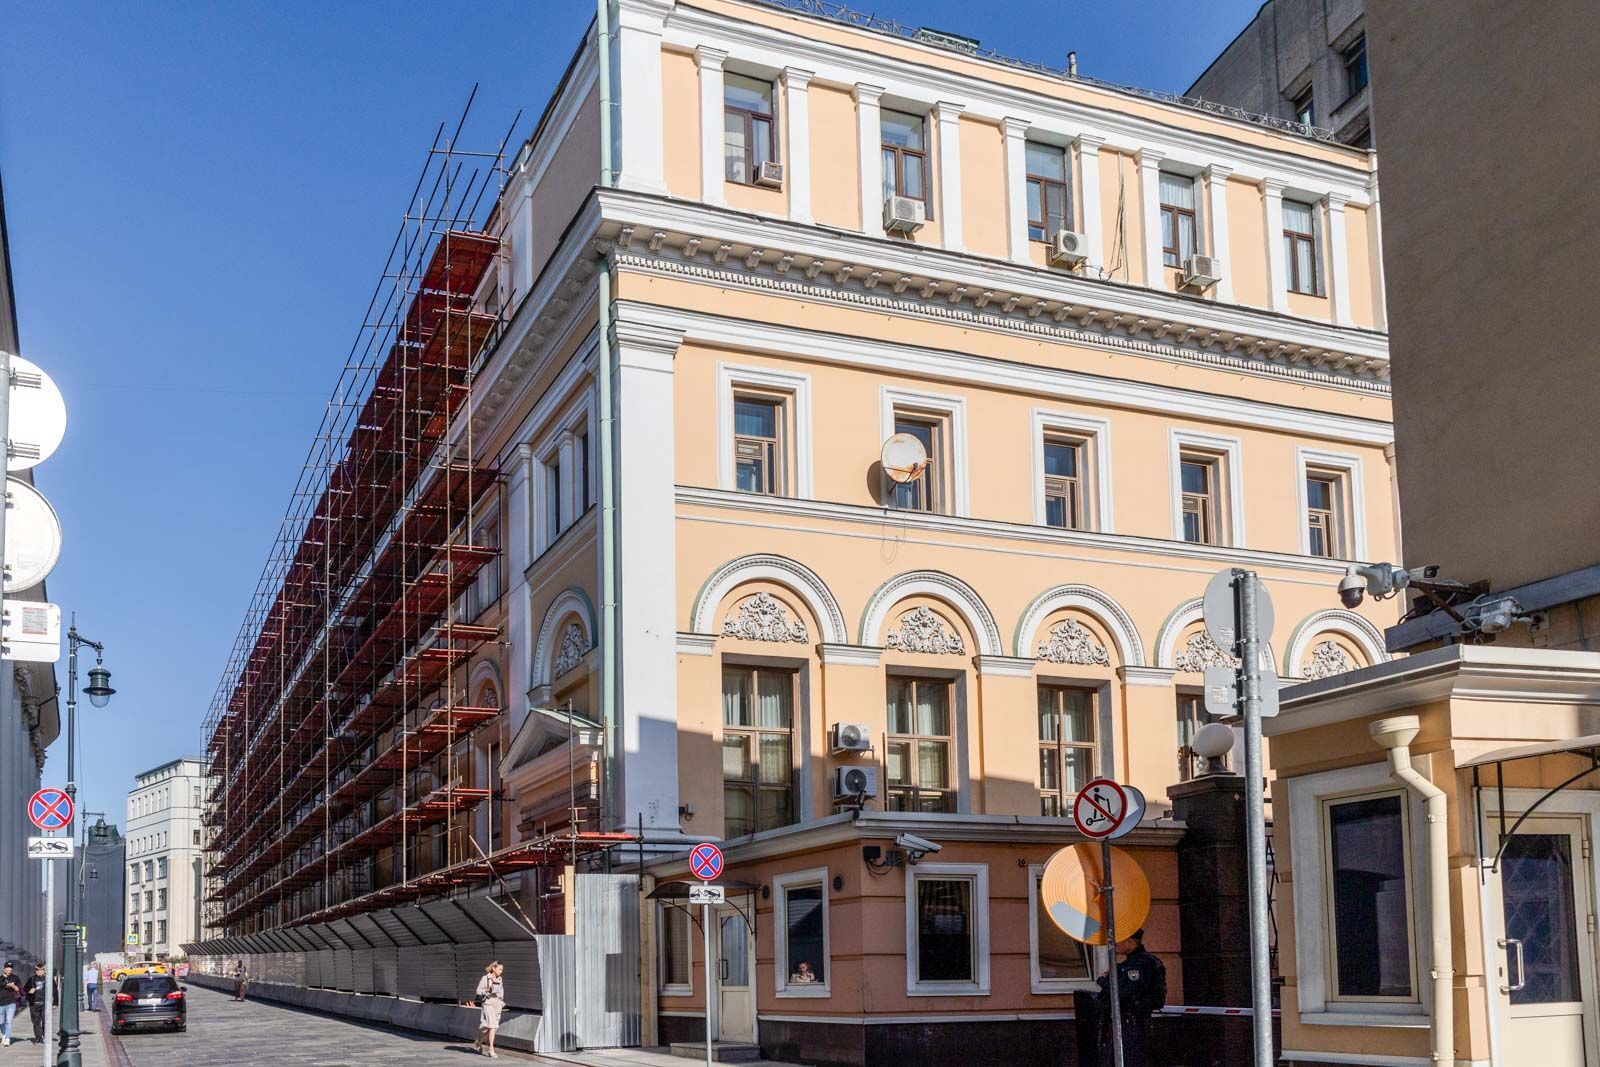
[1460,733,1600,768]
[646,879,760,900]
[1468,735,1600,873]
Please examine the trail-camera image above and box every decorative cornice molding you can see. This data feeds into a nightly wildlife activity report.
[1175,630,1239,674]
[722,591,810,643]
[1035,619,1111,666]
[886,606,967,656]
[975,654,1035,678]
[676,632,718,656]
[1119,666,1176,687]
[818,643,883,667]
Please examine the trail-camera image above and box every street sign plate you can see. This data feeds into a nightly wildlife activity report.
[125,934,138,946]
[28,787,73,831]
[1102,785,1147,841]
[27,836,72,859]
[1202,568,1274,654]
[6,356,67,473]
[2,601,61,663]
[1204,666,1280,719]
[689,842,724,882]
[3,477,62,594]
[1072,778,1128,840]
[688,884,726,905]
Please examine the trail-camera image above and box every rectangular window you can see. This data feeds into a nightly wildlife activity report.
[1042,435,1083,530]
[721,666,796,839]
[1160,172,1198,268]
[143,922,152,946]
[131,893,140,913]
[733,394,785,495]
[723,74,776,185]
[1342,35,1369,98]
[193,829,200,845]
[157,920,167,944]
[464,513,503,621]
[1038,685,1096,816]
[1283,199,1321,295]
[659,904,691,992]
[1030,867,1094,990]
[144,891,153,911]
[487,741,503,850]
[1292,85,1315,126]
[1026,142,1070,243]
[1324,792,1415,1000]
[578,431,591,512]
[906,864,988,995]
[546,458,564,542]
[1306,472,1344,558]
[881,109,928,204]
[157,858,166,878]
[157,889,167,910]
[1180,455,1221,545]
[776,871,829,995]
[131,864,139,884]
[1176,691,1206,781]
[891,413,944,513]
[886,677,954,813]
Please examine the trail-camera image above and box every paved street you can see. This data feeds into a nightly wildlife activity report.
[0,999,111,1067]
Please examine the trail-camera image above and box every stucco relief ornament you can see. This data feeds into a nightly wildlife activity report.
[722,592,809,643]
[886,607,966,655]
[552,622,590,679]
[1036,619,1111,666]
[1302,640,1356,680]
[1175,631,1239,673]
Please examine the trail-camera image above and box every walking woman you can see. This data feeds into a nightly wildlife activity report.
[471,960,504,1058]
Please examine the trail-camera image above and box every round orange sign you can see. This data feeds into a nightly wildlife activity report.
[1039,842,1151,946]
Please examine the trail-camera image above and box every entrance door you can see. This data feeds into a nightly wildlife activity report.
[715,906,755,1043]
[1489,815,1598,1067]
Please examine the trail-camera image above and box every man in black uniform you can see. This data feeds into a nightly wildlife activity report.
[1097,928,1167,1066]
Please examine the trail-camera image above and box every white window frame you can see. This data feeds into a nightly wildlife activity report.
[532,397,594,557]
[1027,863,1102,993]
[905,861,990,996]
[774,866,831,998]
[1287,759,1431,1026]
[880,386,970,516]
[1031,408,1114,532]
[716,362,813,498]
[658,902,693,997]
[1295,447,1367,561]
[1167,429,1245,547]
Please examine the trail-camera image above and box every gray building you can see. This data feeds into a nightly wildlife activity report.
[79,818,126,960]
[1187,0,1372,148]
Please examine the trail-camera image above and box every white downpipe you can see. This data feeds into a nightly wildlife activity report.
[1371,715,1453,1064]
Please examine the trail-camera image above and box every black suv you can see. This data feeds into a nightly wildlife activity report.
[110,975,186,1034]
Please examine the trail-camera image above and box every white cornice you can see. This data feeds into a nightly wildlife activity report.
[596,189,1388,388]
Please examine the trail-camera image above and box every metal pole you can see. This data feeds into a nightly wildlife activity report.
[43,850,54,1067]
[702,902,713,1067]
[56,629,79,1067]
[1237,569,1273,1066]
[0,350,11,659]
[1101,839,1125,1067]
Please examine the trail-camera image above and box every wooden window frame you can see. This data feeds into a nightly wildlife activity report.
[1285,208,1321,295]
[890,411,946,514]
[1160,177,1198,268]
[1305,470,1345,559]
[1037,684,1097,817]
[1026,143,1070,243]
[732,391,787,496]
[721,664,797,839]
[1180,453,1222,546]
[1041,434,1084,530]
[1175,689,1206,782]
[723,75,776,186]
[881,111,929,207]
[886,675,955,814]
[659,902,693,995]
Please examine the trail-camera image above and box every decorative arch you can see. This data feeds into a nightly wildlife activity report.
[1284,609,1388,678]
[1156,597,1279,674]
[690,553,847,645]
[468,659,503,708]
[532,586,597,691]
[859,570,1002,657]
[1013,584,1146,666]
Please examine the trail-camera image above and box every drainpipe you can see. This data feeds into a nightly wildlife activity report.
[1371,715,1453,1064]
[596,0,619,827]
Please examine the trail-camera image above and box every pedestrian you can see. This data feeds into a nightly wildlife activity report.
[82,961,100,1012]
[1096,928,1167,1067]
[0,961,22,1047]
[232,961,248,1002]
[23,964,47,1044]
[469,960,505,1058]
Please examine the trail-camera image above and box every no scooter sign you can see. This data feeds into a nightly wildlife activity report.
[1072,778,1146,841]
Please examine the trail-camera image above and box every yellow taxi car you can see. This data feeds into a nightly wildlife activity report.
[111,962,168,981]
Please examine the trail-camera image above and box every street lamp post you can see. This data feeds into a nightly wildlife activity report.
[57,622,113,1067]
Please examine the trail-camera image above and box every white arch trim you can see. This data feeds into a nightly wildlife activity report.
[1155,596,1279,674]
[1013,584,1146,666]
[1284,609,1389,676]
[859,570,1003,657]
[690,553,847,645]
[468,659,504,707]
[532,587,597,690]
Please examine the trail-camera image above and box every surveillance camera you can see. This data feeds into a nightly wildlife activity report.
[894,832,941,857]
[1338,567,1368,609]
[1468,595,1522,635]
[1336,562,1413,609]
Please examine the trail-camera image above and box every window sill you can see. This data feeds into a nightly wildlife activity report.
[660,987,694,999]
[907,984,990,997]
[775,986,831,999]
[1031,980,1098,995]
[1299,1010,1428,1028]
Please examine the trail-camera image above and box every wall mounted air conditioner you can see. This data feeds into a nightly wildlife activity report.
[830,722,873,755]
[883,196,926,234]
[1050,229,1088,266]
[834,766,879,800]
[756,160,785,188]
[1181,254,1223,291]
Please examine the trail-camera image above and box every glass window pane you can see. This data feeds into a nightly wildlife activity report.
[724,112,747,182]
[917,878,973,982]
[1307,477,1333,510]
[1178,213,1196,263]
[722,669,753,727]
[1328,794,1413,998]
[735,398,776,437]
[722,735,751,780]
[724,786,754,839]
[916,682,950,736]
[759,786,792,830]
[1283,199,1314,233]
[720,914,749,985]
[918,740,949,790]
[1501,833,1582,1005]
[752,117,773,168]
[1060,691,1094,742]
[882,148,897,201]
[758,735,790,784]
[1026,141,1065,181]
[1045,496,1067,528]
[881,110,923,149]
[1026,180,1043,227]
[1044,440,1078,478]
[901,156,924,199]
[1035,873,1091,980]
[1295,237,1317,293]
[1039,748,1059,791]
[785,885,826,985]
[736,456,764,493]
[1309,524,1328,558]
[886,740,910,785]
[1044,182,1068,234]
[1159,171,1196,210]
[662,906,690,986]
[757,672,791,728]
[724,73,773,115]
[1181,460,1209,495]
[1183,508,1204,544]
[1063,748,1093,795]
[1037,689,1059,741]
[887,679,913,734]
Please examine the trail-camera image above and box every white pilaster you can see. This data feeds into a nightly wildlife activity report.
[557,431,579,529]
[1204,164,1234,302]
[609,317,685,831]
[1367,173,1388,330]
[853,84,884,238]
[613,0,670,195]
[1076,134,1105,270]
[506,442,534,733]
[694,46,727,206]
[1262,177,1291,313]
[1325,192,1353,326]
[1001,117,1030,264]
[1136,148,1167,286]
[933,101,964,252]
[782,67,813,225]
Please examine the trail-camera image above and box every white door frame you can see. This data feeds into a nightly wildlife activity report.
[1478,787,1600,1067]
[714,903,757,1045]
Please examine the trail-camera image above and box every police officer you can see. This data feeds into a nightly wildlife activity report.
[1097,928,1167,1066]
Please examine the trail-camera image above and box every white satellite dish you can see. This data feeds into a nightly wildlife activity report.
[6,356,66,472]
[5,477,63,594]
[881,432,929,484]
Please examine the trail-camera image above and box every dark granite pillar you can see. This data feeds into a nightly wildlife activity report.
[1168,774,1252,1008]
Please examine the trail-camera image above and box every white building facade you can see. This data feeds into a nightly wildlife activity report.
[124,758,207,959]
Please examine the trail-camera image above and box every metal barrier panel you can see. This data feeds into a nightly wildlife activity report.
[494,939,543,1012]
[353,949,375,994]
[456,941,496,1004]
[317,949,335,988]
[530,935,577,1054]
[333,950,355,991]
[396,945,431,1000]
[574,873,640,1049]
[305,949,322,988]
[372,947,399,995]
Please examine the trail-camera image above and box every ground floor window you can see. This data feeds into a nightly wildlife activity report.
[659,904,691,993]
[1324,791,1415,1000]
[1029,866,1095,991]
[775,868,829,995]
[907,863,989,995]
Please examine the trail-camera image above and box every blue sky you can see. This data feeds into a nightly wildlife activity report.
[0,0,1262,828]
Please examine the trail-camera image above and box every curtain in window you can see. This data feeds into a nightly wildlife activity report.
[757,671,790,728]
[1159,171,1196,210]
[917,878,973,982]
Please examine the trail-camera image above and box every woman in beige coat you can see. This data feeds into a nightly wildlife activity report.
[471,961,505,1058]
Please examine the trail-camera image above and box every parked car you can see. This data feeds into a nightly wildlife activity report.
[110,976,186,1034]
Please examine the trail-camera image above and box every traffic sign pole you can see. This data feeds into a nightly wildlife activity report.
[702,900,713,1067]
[43,834,54,1067]
[1102,838,1125,1067]
[1236,569,1273,1067]
[688,843,725,1067]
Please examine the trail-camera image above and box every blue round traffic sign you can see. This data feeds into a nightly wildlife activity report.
[29,787,73,832]
[689,842,724,882]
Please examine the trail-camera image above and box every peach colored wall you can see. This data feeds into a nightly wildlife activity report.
[959,115,1006,258]
[661,48,700,200]
[1100,150,1137,285]
[1343,203,1377,328]
[1227,178,1269,308]
[807,84,859,231]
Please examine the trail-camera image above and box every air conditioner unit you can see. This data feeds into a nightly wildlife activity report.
[1181,254,1223,291]
[830,722,873,754]
[834,766,879,800]
[883,196,926,234]
[755,160,785,188]
[1050,229,1088,266]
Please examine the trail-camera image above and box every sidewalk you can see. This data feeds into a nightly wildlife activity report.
[0,1001,111,1067]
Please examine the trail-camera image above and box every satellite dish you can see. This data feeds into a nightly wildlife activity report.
[880,432,929,484]
[7,356,67,472]
[5,476,63,593]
